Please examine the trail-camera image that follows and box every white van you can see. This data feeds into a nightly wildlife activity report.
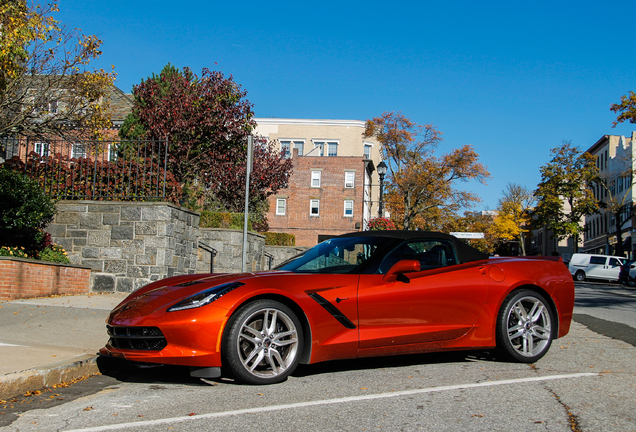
[568,253,626,282]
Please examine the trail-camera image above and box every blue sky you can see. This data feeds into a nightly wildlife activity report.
[58,0,636,210]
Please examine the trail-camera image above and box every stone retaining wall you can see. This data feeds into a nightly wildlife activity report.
[197,229,266,274]
[0,257,91,300]
[45,201,306,293]
[263,245,307,268]
[46,201,199,293]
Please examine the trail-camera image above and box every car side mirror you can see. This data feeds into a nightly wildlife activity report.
[383,259,421,283]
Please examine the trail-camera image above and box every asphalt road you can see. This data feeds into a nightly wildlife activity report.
[1,281,635,432]
[572,280,636,346]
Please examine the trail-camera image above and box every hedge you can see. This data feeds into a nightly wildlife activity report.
[199,211,253,230]
[263,232,296,246]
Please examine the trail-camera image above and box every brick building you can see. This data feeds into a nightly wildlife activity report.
[254,119,383,247]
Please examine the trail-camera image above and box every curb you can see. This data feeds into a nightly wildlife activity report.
[0,355,99,400]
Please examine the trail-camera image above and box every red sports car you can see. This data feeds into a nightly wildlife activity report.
[100,231,574,385]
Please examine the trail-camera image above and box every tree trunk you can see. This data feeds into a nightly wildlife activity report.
[403,193,411,230]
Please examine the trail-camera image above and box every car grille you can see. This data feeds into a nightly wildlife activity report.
[107,325,167,351]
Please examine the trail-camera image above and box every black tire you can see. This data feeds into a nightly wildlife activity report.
[628,277,636,287]
[574,271,586,282]
[224,300,303,385]
[496,290,554,363]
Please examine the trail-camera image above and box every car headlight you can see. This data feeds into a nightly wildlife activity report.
[167,282,244,312]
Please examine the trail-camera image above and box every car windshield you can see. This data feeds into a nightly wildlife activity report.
[275,236,388,273]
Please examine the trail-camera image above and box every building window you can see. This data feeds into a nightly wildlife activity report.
[280,140,305,158]
[313,141,338,157]
[276,199,286,215]
[281,141,291,158]
[34,142,49,157]
[345,171,355,188]
[310,199,320,216]
[364,144,372,159]
[328,142,338,157]
[344,200,354,217]
[107,143,118,161]
[72,143,86,159]
[48,100,58,114]
[311,170,321,188]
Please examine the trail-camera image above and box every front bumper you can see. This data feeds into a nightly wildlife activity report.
[100,294,229,368]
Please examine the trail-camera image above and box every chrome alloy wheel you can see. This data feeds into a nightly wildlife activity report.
[237,308,299,379]
[505,296,552,358]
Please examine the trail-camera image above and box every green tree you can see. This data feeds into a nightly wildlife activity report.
[444,210,496,254]
[491,183,535,256]
[0,0,116,139]
[534,142,599,252]
[364,111,490,230]
[0,168,56,256]
[610,91,636,127]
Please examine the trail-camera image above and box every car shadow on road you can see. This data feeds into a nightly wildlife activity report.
[96,350,501,386]
[96,356,205,386]
[292,349,498,378]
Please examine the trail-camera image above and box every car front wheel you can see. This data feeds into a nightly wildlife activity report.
[496,290,554,363]
[224,300,303,385]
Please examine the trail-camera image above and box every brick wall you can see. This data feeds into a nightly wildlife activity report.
[267,155,369,247]
[0,258,91,300]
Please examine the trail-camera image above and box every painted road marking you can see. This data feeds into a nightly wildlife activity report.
[65,373,599,432]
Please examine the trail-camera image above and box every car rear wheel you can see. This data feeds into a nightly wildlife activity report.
[628,277,636,287]
[496,290,554,363]
[574,270,586,281]
[224,300,303,385]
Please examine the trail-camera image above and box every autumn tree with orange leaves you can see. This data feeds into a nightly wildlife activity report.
[0,0,116,139]
[364,112,490,230]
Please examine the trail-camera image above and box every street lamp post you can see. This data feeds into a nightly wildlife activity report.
[377,161,387,218]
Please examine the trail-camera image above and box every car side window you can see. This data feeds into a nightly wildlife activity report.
[609,258,621,267]
[377,239,458,274]
[589,256,606,265]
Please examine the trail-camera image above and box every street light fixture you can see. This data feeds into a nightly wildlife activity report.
[377,161,387,218]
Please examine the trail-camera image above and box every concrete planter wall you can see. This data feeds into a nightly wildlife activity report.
[0,257,91,300]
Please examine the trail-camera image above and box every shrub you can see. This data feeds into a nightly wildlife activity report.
[199,211,253,230]
[0,246,30,258]
[367,217,396,231]
[0,168,57,256]
[39,244,71,264]
[263,232,296,246]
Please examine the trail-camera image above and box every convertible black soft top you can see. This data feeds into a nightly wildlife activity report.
[338,230,489,264]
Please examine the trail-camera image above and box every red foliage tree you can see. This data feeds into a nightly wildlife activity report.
[122,65,292,213]
[213,140,293,212]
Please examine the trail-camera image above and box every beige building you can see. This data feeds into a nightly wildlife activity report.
[583,132,636,258]
[254,118,385,246]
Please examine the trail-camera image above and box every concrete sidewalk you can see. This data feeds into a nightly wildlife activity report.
[0,293,127,400]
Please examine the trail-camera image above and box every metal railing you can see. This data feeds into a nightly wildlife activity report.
[198,242,218,273]
[1,137,171,201]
